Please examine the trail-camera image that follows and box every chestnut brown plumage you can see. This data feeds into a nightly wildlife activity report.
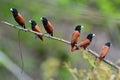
[41,17,53,36]
[29,20,43,41]
[10,8,25,28]
[98,42,112,63]
[79,33,95,49]
[72,33,95,51]
[71,25,83,52]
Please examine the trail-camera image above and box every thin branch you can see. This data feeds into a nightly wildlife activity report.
[1,21,71,45]
[1,21,120,70]
[88,49,120,70]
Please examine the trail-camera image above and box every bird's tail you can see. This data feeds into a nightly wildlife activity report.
[38,35,44,41]
[71,42,78,52]
[71,46,79,52]
[71,42,75,52]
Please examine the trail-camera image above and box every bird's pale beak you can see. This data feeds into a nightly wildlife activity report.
[93,34,96,37]
[81,25,84,28]
[110,44,112,46]
[29,20,32,23]
[40,17,43,21]
[10,8,13,11]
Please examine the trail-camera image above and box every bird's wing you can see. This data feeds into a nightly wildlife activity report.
[79,38,90,47]
[99,46,109,60]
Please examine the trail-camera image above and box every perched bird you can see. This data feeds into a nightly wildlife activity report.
[98,42,112,63]
[72,33,95,51]
[71,25,83,52]
[10,8,26,72]
[29,20,43,41]
[40,17,53,36]
[10,8,25,28]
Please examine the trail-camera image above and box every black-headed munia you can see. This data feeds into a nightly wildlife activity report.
[29,20,43,41]
[72,33,95,51]
[10,8,25,28]
[40,17,53,36]
[71,25,83,52]
[78,33,95,49]
[98,42,112,63]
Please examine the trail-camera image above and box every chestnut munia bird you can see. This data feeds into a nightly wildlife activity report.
[29,20,43,41]
[40,17,53,36]
[79,33,95,49]
[72,33,95,51]
[10,8,25,28]
[98,42,112,63]
[71,25,83,52]
[10,8,26,72]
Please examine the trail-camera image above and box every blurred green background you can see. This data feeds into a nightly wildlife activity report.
[0,0,120,80]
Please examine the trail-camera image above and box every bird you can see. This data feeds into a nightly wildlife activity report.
[40,17,53,36]
[29,20,43,41]
[71,25,83,52]
[98,42,112,63]
[10,8,26,72]
[10,8,25,28]
[72,33,95,51]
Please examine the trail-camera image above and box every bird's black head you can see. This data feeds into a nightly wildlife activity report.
[10,8,18,17]
[40,17,48,25]
[75,25,84,32]
[105,42,112,47]
[29,20,37,29]
[87,33,95,41]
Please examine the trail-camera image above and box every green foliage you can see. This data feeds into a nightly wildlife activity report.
[39,49,120,80]
[63,49,120,80]
[41,57,61,80]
